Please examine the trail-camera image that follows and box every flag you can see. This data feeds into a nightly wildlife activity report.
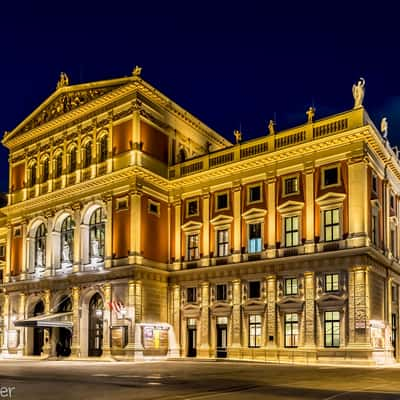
[108,300,124,313]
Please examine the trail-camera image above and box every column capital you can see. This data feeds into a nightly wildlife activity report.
[266,274,276,281]
[72,201,82,211]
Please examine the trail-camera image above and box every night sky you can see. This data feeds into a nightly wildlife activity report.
[0,2,399,193]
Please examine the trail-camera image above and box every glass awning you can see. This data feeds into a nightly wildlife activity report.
[14,312,73,330]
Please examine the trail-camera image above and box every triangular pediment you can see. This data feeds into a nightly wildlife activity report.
[277,200,304,214]
[210,214,233,226]
[181,220,203,232]
[242,207,267,221]
[4,77,134,143]
[315,192,346,207]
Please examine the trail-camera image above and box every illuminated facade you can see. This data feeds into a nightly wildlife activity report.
[0,71,399,364]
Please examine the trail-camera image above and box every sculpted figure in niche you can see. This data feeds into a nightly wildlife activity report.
[352,77,365,108]
[36,247,43,268]
[91,239,100,258]
[62,240,71,263]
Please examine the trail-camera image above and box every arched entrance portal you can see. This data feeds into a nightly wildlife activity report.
[32,301,45,356]
[56,296,72,357]
[88,293,103,357]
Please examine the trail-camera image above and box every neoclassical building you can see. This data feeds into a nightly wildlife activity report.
[0,71,399,364]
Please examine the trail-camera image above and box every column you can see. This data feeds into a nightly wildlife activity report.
[45,213,54,276]
[106,116,113,173]
[17,293,26,356]
[304,164,315,253]
[173,199,182,270]
[131,99,141,150]
[348,266,370,347]
[198,282,210,358]
[42,290,51,357]
[232,184,242,262]
[129,187,142,265]
[125,280,144,359]
[170,284,181,356]
[1,294,9,354]
[20,220,28,280]
[72,203,81,273]
[229,279,241,357]
[70,287,81,357]
[347,156,368,244]
[303,272,316,349]
[102,283,112,357]
[5,225,12,283]
[266,275,277,349]
[267,176,276,258]
[202,191,210,265]
[104,196,113,269]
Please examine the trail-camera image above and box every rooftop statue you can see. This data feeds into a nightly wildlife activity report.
[268,119,275,135]
[56,72,69,89]
[352,77,365,108]
[306,106,316,123]
[233,129,242,144]
[381,117,388,139]
[132,65,142,76]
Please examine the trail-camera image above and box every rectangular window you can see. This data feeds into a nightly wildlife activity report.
[284,313,299,348]
[217,229,229,257]
[117,198,128,211]
[390,194,395,210]
[216,193,228,210]
[392,284,398,303]
[248,223,262,253]
[216,284,227,301]
[249,185,261,203]
[323,167,339,187]
[148,202,159,216]
[248,315,262,348]
[325,273,339,292]
[187,287,197,303]
[392,314,397,355]
[0,245,5,258]
[187,199,199,217]
[324,208,340,241]
[284,176,298,195]
[284,216,299,247]
[324,311,340,348]
[372,174,378,193]
[249,281,261,299]
[284,278,298,296]
[372,212,379,246]
[187,234,199,261]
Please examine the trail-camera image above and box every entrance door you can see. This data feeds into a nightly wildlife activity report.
[187,327,197,357]
[33,327,44,356]
[32,300,45,355]
[88,293,103,357]
[216,324,227,358]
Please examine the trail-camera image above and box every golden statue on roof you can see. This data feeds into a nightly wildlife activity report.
[56,72,69,89]
[132,66,142,77]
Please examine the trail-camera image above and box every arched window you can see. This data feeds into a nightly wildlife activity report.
[42,159,49,182]
[60,216,74,265]
[29,163,37,187]
[55,153,63,178]
[99,136,108,163]
[69,148,77,173]
[35,223,46,268]
[57,296,72,313]
[89,208,105,262]
[83,142,92,168]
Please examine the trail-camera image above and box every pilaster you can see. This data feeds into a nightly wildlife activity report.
[228,279,241,357]
[102,283,112,357]
[304,164,315,253]
[17,293,26,356]
[266,176,276,258]
[72,202,81,272]
[104,195,113,268]
[129,187,142,265]
[202,190,210,263]
[266,275,277,349]
[70,286,81,357]
[303,271,316,348]
[173,199,182,270]
[198,282,210,357]
[232,184,242,262]
[1,294,9,353]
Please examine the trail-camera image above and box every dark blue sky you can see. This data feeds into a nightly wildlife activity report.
[0,2,399,192]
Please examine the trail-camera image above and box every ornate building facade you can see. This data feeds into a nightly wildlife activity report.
[0,71,399,364]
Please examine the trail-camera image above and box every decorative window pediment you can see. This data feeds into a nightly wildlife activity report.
[315,192,346,208]
[210,214,233,226]
[181,220,203,232]
[242,208,267,222]
[277,200,304,214]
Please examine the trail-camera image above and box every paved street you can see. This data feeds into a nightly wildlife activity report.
[0,360,400,399]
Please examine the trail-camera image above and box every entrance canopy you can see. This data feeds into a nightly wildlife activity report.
[15,312,73,331]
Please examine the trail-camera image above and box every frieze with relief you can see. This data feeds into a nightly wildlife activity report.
[18,86,120,135]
